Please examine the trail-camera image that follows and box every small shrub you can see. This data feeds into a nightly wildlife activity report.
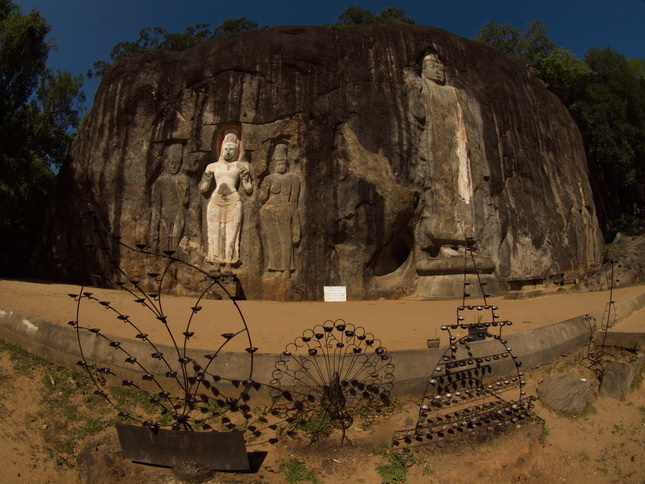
[372,443,410,483]
[296,410,334,442]
[376,457,406,483]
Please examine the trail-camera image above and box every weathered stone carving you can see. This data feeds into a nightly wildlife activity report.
[33,25,604,300]
[150,144,190,252]
[421,52,446,85]
[407,49,496,293]
[259,144,301,276]
[199,130,253,269]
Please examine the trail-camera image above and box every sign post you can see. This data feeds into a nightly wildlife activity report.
[323,286,347,302]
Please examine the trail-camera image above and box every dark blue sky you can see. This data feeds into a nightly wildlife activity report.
[19,0,645,109]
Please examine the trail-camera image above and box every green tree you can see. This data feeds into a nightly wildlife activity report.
[627,58,645,78]
[535,47,592,104]
[214,17,258,35]
[476,20,645,238]
[475,21,522,56]
[337,5,415,25]
[476,21,592,104]
[375,6,415,24]
[0,1,85,276]
[337,6,377,25]
[89,18,258,78]
[571,48,645,236]
[475,20,555,69]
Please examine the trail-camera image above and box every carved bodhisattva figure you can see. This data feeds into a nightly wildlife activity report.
[260,144,301,277]
[199,131,252,269]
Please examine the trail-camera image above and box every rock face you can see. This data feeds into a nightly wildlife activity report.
[538,374,592,414]
[599,357,643,400]
[576,235,645,291]
[33,25,604,300]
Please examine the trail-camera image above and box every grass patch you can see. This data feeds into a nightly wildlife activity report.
[539,422,550,444]
[632,372,642,390]
[631,360,643,390]
[580,401,598,418]
[360,420,373,431]
[278,458,319,483]
[38,366,115,467]
[0,338,117,467]
[0,365,9,385]
[530,411,550,444]
[0,339,48,372]
[376,461,406,484]
[111,386,159,414]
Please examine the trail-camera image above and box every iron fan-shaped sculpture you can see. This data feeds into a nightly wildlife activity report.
[270,319,395,443]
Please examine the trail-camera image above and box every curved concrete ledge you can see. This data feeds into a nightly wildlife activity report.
[1,291,643,404]
[594,291,645,349]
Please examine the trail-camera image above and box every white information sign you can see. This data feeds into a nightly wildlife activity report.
[323,286,347,302]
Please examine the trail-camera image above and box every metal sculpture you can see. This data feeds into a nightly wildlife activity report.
[69,203,260,473]
[270,319,395,444]
[583,259,620,371]
[392,237,534,447]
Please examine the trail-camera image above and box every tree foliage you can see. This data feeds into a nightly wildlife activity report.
[337,5,415,25]
[475,20,557,70]
[477,21,645,239]
[89,7,416,78]
[572,47,645,236]
[88,18,258,78]
[0,1,85,276]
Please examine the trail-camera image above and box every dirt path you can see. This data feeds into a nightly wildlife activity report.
[1,280,643,352]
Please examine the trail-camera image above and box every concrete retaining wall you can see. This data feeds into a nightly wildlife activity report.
[1,291,643,404]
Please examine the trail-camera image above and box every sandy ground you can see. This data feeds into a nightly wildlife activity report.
[1,279,644,484]
[1,279,644,353]
[0,326,643,484]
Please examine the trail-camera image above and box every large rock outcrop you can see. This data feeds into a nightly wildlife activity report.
[33,25,604,300]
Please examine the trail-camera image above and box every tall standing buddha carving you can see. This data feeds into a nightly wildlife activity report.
[409,50,495,280]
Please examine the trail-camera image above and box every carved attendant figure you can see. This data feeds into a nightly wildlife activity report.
[150,147,190,252]
[260,144,301,276]
[199,131,252,269]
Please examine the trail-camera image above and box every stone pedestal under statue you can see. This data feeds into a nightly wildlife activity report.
[411,254,504,299]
